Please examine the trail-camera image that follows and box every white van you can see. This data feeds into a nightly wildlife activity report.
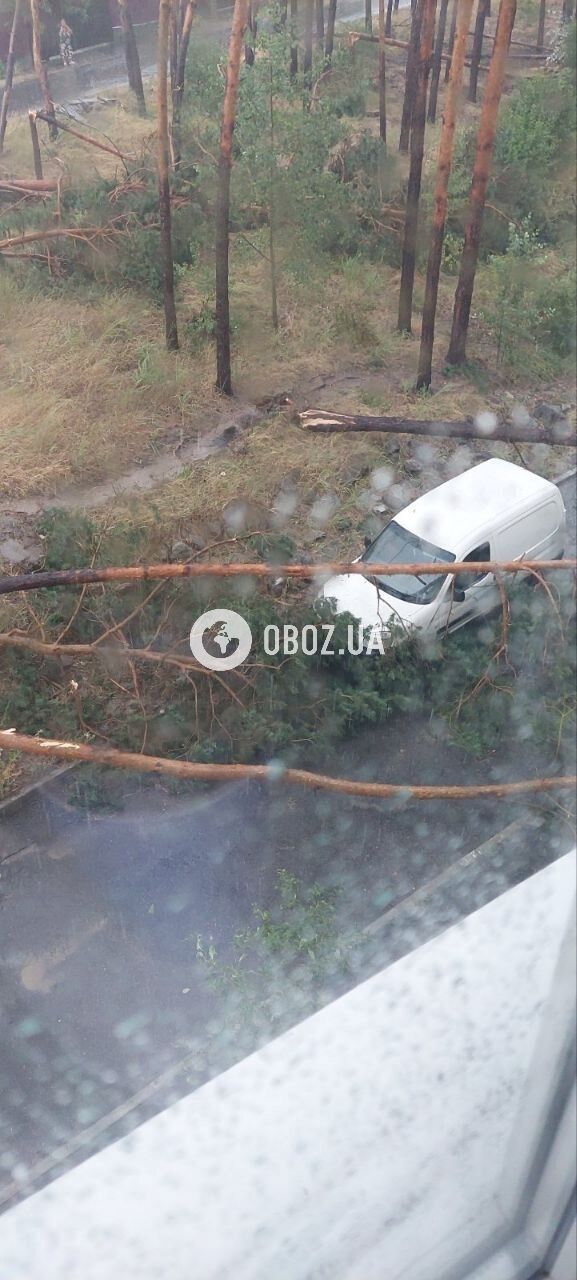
[320,459,566,639]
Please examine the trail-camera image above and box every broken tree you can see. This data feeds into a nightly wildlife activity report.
[296,407,576,446]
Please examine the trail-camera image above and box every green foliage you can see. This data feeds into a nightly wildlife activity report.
[478,222,575,370]
[195,869,355,1049]
[450,66,577,249]
[532,271,577,356]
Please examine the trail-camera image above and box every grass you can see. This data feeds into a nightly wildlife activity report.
[0,28,573,509]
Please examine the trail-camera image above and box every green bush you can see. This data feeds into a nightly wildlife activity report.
[533,271,577,356]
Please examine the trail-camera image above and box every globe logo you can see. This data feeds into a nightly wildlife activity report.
[189,608,253,671]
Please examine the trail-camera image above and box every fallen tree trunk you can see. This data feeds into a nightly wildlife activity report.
[0,177,57,191]
[0,729,574,801]
[297,407,577,445]
[0,558,575,597]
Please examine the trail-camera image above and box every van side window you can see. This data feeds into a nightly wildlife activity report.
[455,544,491,590]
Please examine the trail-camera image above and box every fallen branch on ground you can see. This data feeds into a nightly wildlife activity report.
[0,179,57,195]
[0,632,250,695]
[35,110,129,163]
[0,729,573,801]
[0,559,574,596]
[297,407,577,447]
[0,224,125,254]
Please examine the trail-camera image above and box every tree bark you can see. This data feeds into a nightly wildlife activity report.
[316,0,325,46]
[536,0,546,49]
[447,0,517,365]
[297,407,576,445]
[427,0,450,121]
[2,552,573,597]
[385,0,394,35]
[468,0,489,101]
[365,0,373,32]
[215,0,249,394]
[169,0,179,91]
[378,0,387,141]
[118,0,146,115]
[444,0,458,78]
[290,0,299,75]
[417,0,475,389]
[172,0,197,169]
[325,0,337,60]
[2,730,573,802]
[398,0,424,152]
[304,0,314,84]
[28,110,43,178]
[0,0,23,153]
[397,0,437,333]
[30,0,57,138]
[158,0,179,351]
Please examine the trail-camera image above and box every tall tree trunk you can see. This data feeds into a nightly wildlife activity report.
[325,0,337,60]
[30,0,57,137]
[468,0,489,101]
[0,0,23,152]
[303,0,314,85]
[399,0,424,152]
[268,63,279,329]
[385,0,394,35]
[158,0,179,351]
[316,0,325,46]
[290,0,299,76]
[447,0,517,364]
[378,0,387,141]
[536,0,546,49]
[444,0,458,78]
[172,0,196,169]
[215,0,249,394]
[169,0,178,91]
[365,0,373,31]
[427,0,450,121]
[118,0,146,115]
[397,0,437,332]
[416,0,475,388]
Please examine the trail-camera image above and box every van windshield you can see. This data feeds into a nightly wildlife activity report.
[362,520,456,603]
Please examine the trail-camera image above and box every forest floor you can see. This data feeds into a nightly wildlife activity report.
[0,12,573,513]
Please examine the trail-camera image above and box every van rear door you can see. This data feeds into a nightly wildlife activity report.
[495,499,565,570]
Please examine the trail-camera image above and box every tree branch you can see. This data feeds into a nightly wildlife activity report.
[0,560,574,596]
[297,407,577,446]
[0,729,573,801]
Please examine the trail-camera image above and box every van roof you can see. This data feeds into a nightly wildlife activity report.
[397,459,560,553]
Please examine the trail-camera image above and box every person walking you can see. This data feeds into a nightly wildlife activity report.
[59,18,74,66]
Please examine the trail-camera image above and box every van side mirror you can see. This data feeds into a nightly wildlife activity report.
[453,586,466,603]
[363,535,372,549]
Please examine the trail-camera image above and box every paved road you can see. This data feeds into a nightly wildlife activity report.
[5,1,402,115]
[0,471,575,1210]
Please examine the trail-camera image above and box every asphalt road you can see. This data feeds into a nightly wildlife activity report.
[0,470,575,1212]
[6,1,405,115]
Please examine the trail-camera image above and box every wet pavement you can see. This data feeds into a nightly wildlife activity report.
[0,486,574,1210]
